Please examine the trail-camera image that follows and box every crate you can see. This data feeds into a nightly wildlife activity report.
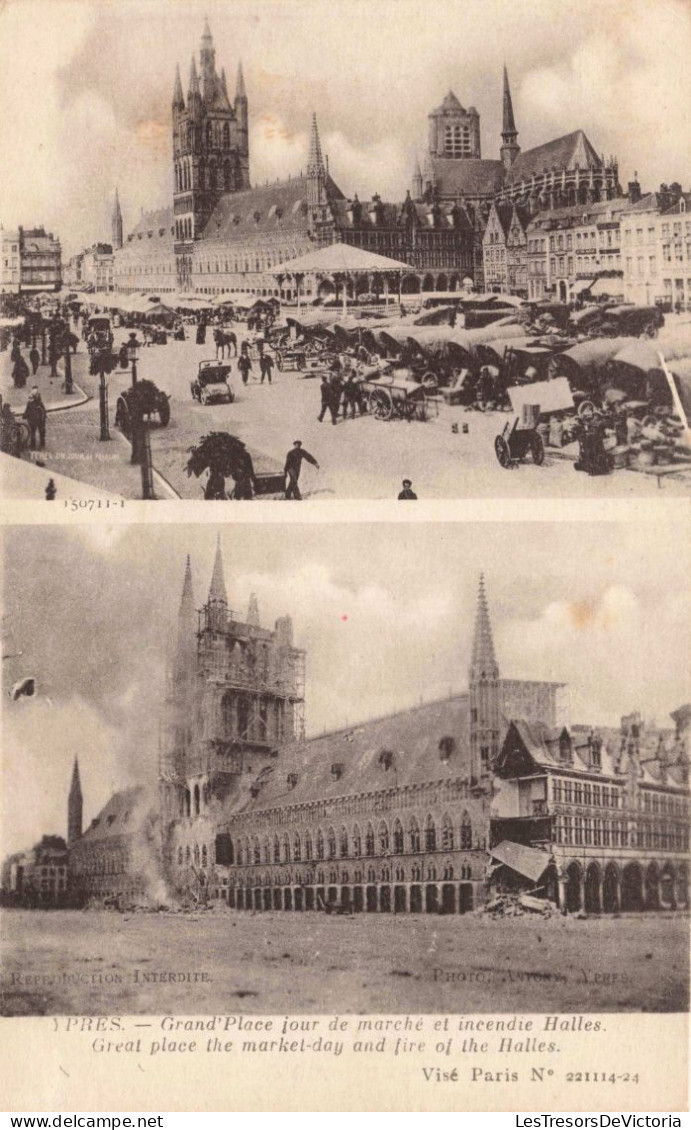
[254,471,286,496]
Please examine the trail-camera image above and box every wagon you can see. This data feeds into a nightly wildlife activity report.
[274,345,306,371]
[115,380,171,435]
[191,361,234,405]
[360,373,429,421]
[494,415,545,468]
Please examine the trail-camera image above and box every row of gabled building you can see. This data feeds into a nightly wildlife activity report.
[0,226,62,295]
[483,183,691,309]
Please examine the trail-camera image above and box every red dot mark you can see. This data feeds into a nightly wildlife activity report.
[341,614,348,622]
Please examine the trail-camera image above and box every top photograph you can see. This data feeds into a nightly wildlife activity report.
[1,0,690,502]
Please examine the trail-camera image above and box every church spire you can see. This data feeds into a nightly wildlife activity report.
[173,62,185,110]
[111,186,123,251]
[500,65,520,170]
[208,535,227,606]
[179,554,195,616]
[68,758,83,844]
[412,154,423,200]
[471,572,498,676]
[307,112,325,176]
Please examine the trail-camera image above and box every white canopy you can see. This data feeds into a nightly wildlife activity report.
[273,242,413,276]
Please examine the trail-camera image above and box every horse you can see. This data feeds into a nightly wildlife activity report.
[214,328,237,359]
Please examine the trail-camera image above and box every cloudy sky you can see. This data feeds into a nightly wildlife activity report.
[0,0,689,257]
[2,520,689,855]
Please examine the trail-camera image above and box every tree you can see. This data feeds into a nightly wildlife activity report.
[185,431,251,500]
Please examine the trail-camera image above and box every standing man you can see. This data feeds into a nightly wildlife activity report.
[284,440,319,500]
[260,352,274,384]
[397,478,417,499]
[238,349,252,386]
[29,345,40,376]
[24,387,47,450]
[318,375,337,424]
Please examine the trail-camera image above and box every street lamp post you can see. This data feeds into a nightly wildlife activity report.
[63,333,73,395]
[127,334,140,387]
[97,350,111,441]
[140,416,155,500]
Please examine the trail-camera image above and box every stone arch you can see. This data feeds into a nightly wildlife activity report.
[544,863,560,905]
[565,861,583,912]
[293,832,301,861]
[365,823,375,856]
[408,816,421,853]
[436,273,448,292]
[316,828,325,859]
[676,863,688,909]
[645,862,660,910]
[449,274,460,292]
[282,834,290,863]
[585,862,602,914]
[424,814,437,852]
[401,274,421,294]
[352,824,362,857]
[393,818,404,854]
[441,813,454,851]
[460,811,472,849]
[340,826,349,858]
[222,122,230,149]
[621,862,644,912]
[378,820,390,853]
[327,826,337,859]
[422,273,435,292]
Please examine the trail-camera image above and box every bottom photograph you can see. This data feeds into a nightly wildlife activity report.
[1,520,689,1016]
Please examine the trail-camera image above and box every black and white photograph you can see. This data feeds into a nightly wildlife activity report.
[1,0,690,500]
[2,522,689,1018]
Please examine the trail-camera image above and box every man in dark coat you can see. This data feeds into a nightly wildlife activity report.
[238,351,252,385]
[284,440,319,500]
[260,353,274,384]
[342,372,361,419]
[24,387,47,450]
[318,375,337,424]
[397,478,417,499]
[231,442,256,499]
[12,353,29,389]
[29,346,40,375]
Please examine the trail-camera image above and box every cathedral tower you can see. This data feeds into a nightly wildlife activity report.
[500,66,520,171]
[468,574,501,783]
[111,187,123,251]
[67,758,83,844]
[428,91,481,161]
[172,22,250,289]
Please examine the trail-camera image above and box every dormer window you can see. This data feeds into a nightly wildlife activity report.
[438,735,455,762]
[379,749,394,771]
[287,772,298,789]
[559,729,572,762]
[331,762,344,780]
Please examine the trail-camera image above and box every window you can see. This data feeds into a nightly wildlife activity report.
[442,814,454,850]
[393,819,404,854]
[316,829,325,859]
[460,812,472,850]
[340,827,349,857]
[293,833,301,862]
[409,817,421,853]
[444,123,472,157]
[379,821,390,853]
[365,824,375,856]
[201,844,208,867]
[327,827,337,859]
[304,832,313,859]
[424,815,437,852]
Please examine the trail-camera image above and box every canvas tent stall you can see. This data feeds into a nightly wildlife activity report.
[271,243,415,313]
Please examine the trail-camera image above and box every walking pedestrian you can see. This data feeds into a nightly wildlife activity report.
[317,375,338,424]
[260,353,274,384]
[230,442,256,499]
[397,478,417,500]
[342,372,360,420]
[29,346,40,376]
[238,351,252,385]
[24,387,47,450]
[284,440,319,500]
[12,353,29,389]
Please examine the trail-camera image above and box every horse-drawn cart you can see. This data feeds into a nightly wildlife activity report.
[274,344,307,372]
[360,373,430,421]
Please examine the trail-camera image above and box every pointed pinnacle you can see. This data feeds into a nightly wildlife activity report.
[247,593,259,626]
[308,112,324,171]
[235,60,246,100]
[173,62,185,107]
[189,56,200,97]
[502,64,517,137]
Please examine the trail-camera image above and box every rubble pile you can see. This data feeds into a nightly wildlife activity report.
[481,892,559,919]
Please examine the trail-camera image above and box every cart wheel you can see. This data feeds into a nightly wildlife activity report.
[369,388,393,420]
[400,399,417,421]
[494,434,512,468]
[578,400,596,419]
[421,371,438,390]
[115,395,130,435]
[15,420,30,451]
[158,398,171,427]
[276,354,284,371]
[531,432,545,466]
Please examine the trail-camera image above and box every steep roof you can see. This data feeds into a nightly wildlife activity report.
[428,157,505,199]
[432,90,466,115]
[78,786,147,842]
[507,130,602,184]
[200,176,344,242]
[124,207,174,245]
[276,241,414,275]
[231,694,472,814]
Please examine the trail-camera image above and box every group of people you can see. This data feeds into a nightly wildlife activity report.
[318,366,367,424]
[203,439,319,502]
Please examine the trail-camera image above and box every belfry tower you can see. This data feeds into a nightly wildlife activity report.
[468,574,501,783]
[172,21,250,289]
[67,758,83,844]
[500,66,520,171]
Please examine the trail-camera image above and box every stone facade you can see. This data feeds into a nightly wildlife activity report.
[620,189,691,310]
